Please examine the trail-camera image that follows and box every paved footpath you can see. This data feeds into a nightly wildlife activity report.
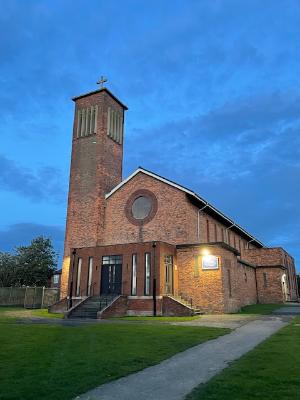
[75,312,295,400]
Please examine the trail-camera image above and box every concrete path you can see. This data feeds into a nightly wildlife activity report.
[75,314,293,400]
[172,314,257,329]
[273,304,300,315]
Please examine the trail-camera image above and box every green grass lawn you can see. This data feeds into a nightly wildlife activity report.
[236,303,283,315]
[0,309,229,400]
[0,306,64,320]
[186,316,300,400]
[112,315,201,322]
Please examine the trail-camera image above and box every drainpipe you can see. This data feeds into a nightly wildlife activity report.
[152,242,157,317]
[197,203,208,240]
[225,223,235,244]
[246,239,255,249]
[69,248,77,309]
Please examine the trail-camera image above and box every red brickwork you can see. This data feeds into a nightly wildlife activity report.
[243,248,299,302]
[177,245,227,313]
[222,259,257,313]
[98,296,128,318]
[162,297,193,316]
[61,89,126,297]
[103,172,199,246]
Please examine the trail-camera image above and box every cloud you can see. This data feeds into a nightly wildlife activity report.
[0,154,66,203]
[0,223,64,260]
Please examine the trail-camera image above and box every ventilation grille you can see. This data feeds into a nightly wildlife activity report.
[76,106,98,138]
[107,107,123,144]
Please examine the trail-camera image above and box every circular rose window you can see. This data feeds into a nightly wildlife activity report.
[125,189,158,225]
[132,196,152,219]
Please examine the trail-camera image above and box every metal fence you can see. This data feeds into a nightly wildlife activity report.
[0,287,60,308]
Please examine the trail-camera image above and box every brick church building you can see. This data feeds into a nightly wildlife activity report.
[59,83,298,317]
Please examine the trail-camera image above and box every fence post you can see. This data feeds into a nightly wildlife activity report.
[24,287,27,308]
[9,286,12,305]
[33,286,36,309]
[41,286,45,309]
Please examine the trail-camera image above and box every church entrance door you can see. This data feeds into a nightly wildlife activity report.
[100,255,122,295]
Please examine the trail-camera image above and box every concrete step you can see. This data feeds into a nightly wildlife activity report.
[67,295,118,319]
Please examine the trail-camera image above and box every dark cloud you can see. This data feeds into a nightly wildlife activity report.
[0,154,66,203]
[0,223,64,261]
[124,90,300,265]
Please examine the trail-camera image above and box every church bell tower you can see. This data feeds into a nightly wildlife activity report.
[60,78,128,297]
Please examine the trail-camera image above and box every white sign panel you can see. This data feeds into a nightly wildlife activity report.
[202,255,219,270]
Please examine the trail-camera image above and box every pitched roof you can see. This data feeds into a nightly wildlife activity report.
[105,167,264,248]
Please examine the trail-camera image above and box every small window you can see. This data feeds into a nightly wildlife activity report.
[131,254,137,295]
[53,274,59,284]
[102,255,122,265]
[244,272,247,282]
[214,223,217,241]
[145,253,151,295]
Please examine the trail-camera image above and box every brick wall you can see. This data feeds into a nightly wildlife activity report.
[98,296,128,318]
[242,247,298,302]
[255,267,285,303]
[162,296,193,316]
[176,245,227,313]
[103,172,199,246]
[222,259,257,313]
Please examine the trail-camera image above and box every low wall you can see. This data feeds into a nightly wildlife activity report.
[162,297,193,316]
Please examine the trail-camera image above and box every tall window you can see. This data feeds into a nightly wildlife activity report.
[87,257,93,296]
[206,219,210,242]
[164,255,173,294]
[76,258,82,296]
[214,223,217,241]
[263,272,268,287]
[221,228,225,242]
[145,253,151,295]
[131,254,137,295]
[228,270,232,298]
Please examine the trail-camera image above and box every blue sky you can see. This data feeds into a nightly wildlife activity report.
[0,0,299,269]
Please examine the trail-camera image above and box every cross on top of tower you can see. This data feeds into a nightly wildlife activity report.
[97,76,108,88]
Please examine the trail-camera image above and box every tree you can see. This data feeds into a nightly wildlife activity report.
[15,237,58,286]
[0,252,18,287]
